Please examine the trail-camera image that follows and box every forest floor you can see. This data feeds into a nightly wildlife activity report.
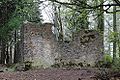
[0,68,120,80]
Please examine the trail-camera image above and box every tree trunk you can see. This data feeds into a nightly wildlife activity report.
[14,26,24,63]
[6,45,9,64]
[113,2,117,63]
[96,0,104,55]
[9,45,13,64]
[53,4,60,41]
[118,40,120,57]
[0,39,2,63]
[0,40,6,64]
[19,25,24,62]
[97,0,104,32]
[58,6,63,41]
[14,30,18,63]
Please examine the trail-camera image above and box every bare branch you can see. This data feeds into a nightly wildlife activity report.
[114,0,120,5]
[48,0,120,12]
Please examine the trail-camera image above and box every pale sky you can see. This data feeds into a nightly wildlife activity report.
[39,0,54,23]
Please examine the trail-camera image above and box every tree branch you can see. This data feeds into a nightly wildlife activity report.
[49,0,120,12]
[114,0,120,5]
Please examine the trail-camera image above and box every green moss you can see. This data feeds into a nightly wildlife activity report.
[24,61,32,71]
[31,58,52,69]
[96,54,112,68]
[103,54,112,63]
[78,62,83,67]
[51,63,60,68]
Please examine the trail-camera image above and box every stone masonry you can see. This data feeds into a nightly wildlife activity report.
[23,23,103,68]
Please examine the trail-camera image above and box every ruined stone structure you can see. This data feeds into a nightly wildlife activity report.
[23,23,55,68]
[55,30,103,66]
[23,23,103,68]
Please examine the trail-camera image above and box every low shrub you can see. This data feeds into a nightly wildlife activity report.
[96,54,112,68]
[112,58,120,71]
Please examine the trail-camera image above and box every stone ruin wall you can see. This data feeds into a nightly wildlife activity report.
[23,23,56,68]
[23,23,103,68]
[55,30,103,66]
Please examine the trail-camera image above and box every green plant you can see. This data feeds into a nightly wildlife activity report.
[96,54,112,68]
[112,58,120,71]
[103,54,112,63]
[24,61,32,71]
